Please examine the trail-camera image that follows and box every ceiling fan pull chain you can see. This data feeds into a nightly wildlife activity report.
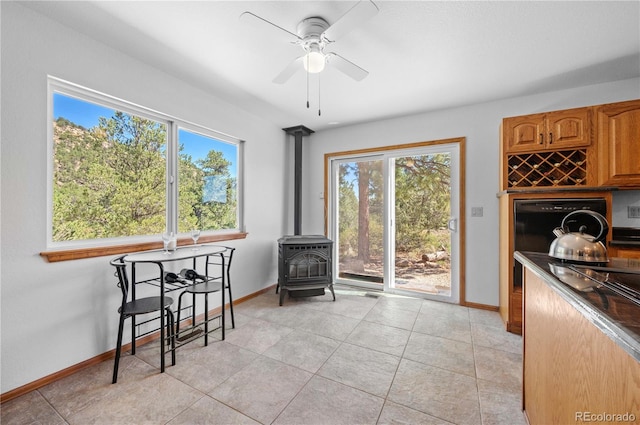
[318,73,321,116]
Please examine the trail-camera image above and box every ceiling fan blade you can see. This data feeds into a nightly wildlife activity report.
[322,0,379,43]
[273,56,305,84]
[325,53,369,81]
[240,11,301,43]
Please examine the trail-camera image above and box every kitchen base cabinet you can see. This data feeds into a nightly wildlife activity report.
[609,247,640,260]
[523,268,640,424]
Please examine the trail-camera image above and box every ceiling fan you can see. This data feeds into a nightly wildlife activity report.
[240,0,379,84]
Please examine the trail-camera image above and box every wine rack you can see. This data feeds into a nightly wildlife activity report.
[507,149,587,188]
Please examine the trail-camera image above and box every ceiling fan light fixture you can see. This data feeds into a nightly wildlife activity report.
[303,49,325,73]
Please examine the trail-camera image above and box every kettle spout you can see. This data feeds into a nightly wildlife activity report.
[552,227,566,237]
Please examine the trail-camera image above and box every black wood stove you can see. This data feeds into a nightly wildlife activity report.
[277,235,335,306]
[277,126,335,306]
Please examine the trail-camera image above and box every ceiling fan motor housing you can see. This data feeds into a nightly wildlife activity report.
[297,17,330,50]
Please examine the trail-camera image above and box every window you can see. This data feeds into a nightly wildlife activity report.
[48,77,243,249]
[177,129,239,233]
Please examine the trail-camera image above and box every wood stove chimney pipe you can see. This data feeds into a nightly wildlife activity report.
[283,125,315,236]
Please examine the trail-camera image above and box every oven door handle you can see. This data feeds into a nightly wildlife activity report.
[448,218,457,232]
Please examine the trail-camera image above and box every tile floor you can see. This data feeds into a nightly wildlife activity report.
[1,286,526,425]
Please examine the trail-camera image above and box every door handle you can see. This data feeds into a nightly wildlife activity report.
[448,218,457,232]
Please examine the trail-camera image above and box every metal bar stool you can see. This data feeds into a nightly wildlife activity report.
[110,255,175,384]
[206,246,236,328]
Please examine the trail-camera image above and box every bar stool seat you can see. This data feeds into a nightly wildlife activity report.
[176,269,225,346]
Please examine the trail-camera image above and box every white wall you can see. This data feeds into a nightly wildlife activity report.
[302,78,640,307]
[1,3,287,393]
[3,0,640,395]
[612,190,640,227]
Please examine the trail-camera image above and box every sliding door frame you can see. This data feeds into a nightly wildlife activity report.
[324,137,467,305]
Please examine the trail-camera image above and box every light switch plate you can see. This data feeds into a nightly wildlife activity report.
[471,207,483,217]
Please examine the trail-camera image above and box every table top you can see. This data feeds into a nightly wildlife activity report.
[123,244,226,263]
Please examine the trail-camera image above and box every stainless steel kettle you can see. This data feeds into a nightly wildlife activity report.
[548,209,609,263]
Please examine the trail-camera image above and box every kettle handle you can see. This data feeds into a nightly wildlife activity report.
[560,210,609,243]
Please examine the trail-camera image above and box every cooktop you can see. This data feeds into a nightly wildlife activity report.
[556,258,640,307]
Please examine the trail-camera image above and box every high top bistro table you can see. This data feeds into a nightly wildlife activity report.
[123,244,226,373]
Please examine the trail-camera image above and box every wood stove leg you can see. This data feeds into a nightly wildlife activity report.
[279,288,286,306]
[329,285,336,302]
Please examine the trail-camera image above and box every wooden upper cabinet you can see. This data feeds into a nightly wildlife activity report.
[503,113,545,152]
[547,108,592,148]
[504,107,591,153]
[596,99,640,187]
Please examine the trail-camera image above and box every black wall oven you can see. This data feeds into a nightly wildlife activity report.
[513,198,607,289]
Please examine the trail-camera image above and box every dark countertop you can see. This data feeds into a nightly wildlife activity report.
[610,240,640,248]
[514,251,640,362]
[496,186,618,197]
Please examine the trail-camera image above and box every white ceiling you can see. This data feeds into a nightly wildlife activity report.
[22,1,640,131]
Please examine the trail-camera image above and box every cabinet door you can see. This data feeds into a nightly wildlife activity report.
[597,99,640,187]
[503,113,545,153]
[546,107,591,149]
[616,248,640,260]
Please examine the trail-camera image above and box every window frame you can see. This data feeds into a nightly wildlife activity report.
[43,77,245,261]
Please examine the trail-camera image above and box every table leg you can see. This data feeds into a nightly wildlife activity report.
[159,263,165,373]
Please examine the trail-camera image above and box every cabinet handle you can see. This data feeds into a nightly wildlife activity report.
[539,133,544,144]
[549,132,553,144]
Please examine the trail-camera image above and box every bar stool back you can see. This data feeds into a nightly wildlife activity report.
[110,255,175,383]
[207,246,236,328]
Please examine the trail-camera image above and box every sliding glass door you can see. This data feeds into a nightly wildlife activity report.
[334,157,384,290]
[330,141,462,303]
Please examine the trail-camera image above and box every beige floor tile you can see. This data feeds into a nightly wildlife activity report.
[346,319,411,357]
[474,345,522,389]
[40,356,203,425]
[263,329,340,373]
[317,343,400,397]
[273,375,384,425]
[377,400,452,425]
[388,358,481,425]
[413,309,472,343]
[479,391,527,425]
[242,297,314,328]
[223,317,294,354]
[165,341,258,393]
[403,332,476,377]
[477,378,523,401]
[370,293,424,312]
[167,395,260,425]
[420,299,470,321]
[209,356,312,424]
[468,308,505,328]
[0,390,66,425]
[363,303,419,330]
[294,308,361,340]
[301,291,379,320]
[225,311,253,329]
[471,322,523,355]
[38,355,143,418]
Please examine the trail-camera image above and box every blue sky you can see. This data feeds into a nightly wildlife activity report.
[53,93,236,175]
